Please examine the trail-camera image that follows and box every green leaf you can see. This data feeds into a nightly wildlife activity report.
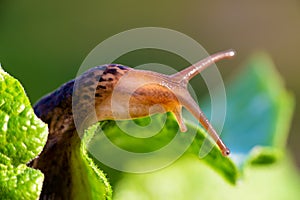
[69,133,112,200]
[0,67,48,199]
[86,113,237,185]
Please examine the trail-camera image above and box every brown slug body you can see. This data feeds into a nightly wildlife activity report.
[32,49,235,199]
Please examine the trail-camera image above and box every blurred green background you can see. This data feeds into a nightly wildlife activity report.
[0,0,299,168]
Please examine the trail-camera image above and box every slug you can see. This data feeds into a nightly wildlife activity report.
[31,49,235,199]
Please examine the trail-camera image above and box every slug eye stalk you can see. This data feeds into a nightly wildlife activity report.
[170,49,236,156]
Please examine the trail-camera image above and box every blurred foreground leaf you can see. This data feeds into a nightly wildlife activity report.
[113,154,300,200]
[0,67,48,199]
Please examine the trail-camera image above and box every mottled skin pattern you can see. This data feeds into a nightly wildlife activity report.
[72,65,130,133]
[32,65,130,200]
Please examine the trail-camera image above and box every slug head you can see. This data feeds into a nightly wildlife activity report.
[101,49,235,156]
[73,50,235,156]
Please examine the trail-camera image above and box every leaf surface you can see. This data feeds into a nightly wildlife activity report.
[0,67,48,199]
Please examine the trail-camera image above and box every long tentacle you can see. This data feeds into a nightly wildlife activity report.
[179,93,230,156]
[172,49,236,84]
